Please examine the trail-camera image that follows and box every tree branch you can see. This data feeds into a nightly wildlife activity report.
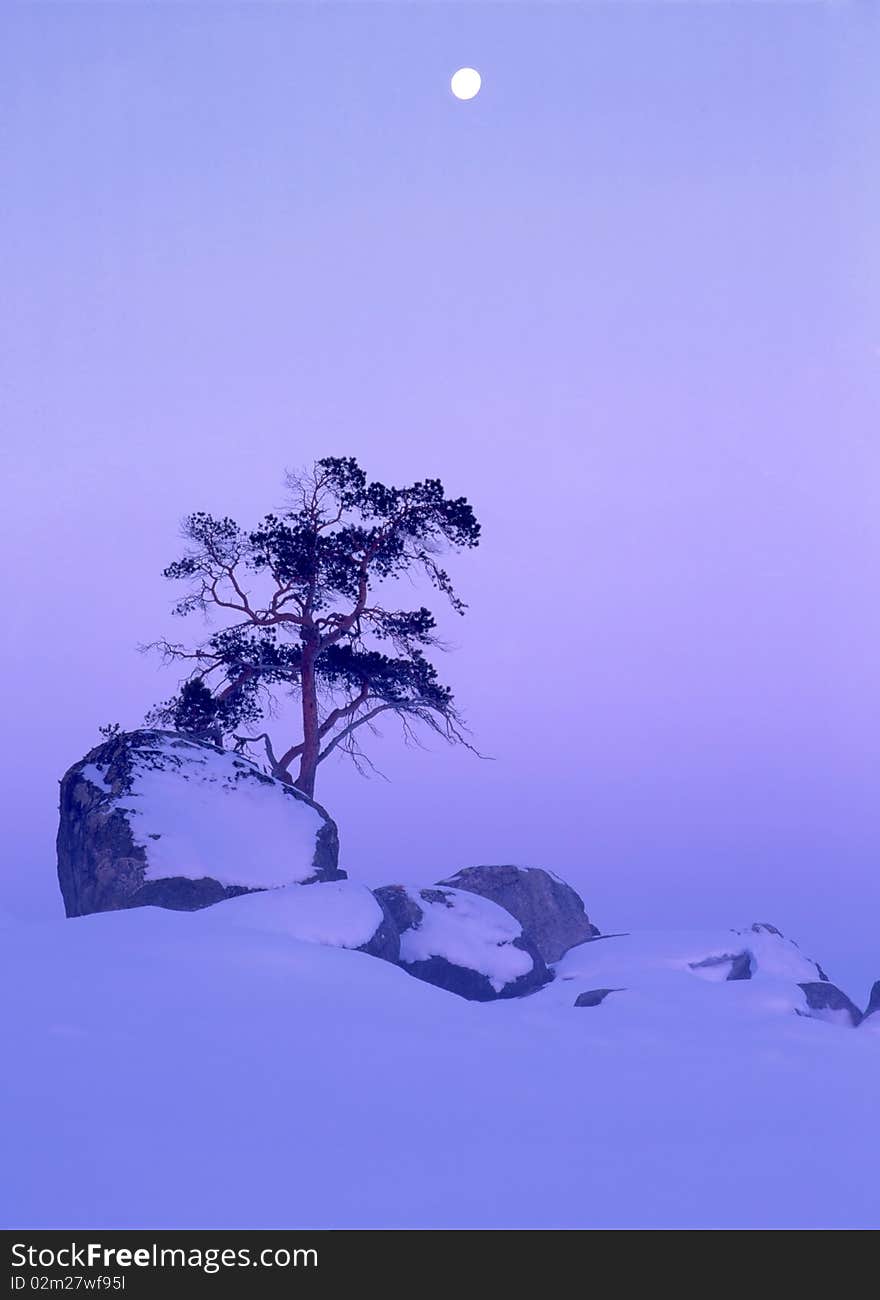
[317,703,394,764]
[317,683,370,737]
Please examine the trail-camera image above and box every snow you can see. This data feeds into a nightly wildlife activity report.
[2,906,878,1230]
[729,922,825,981]
[198,882,382,950]
[398,886,533,990]
[79,763,111,791]
[535,929,827,1024]
[84,738,326,888]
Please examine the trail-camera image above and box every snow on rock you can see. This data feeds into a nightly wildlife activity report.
[196,881,398,961]
[436,864,599,962]
[373,883,551,1000]
[541,925,859,1026]
[685,922,826,986]
[797,982,862,1028]
[56,729,342,916]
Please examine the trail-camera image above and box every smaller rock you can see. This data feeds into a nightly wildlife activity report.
[436,865,598,963]
[798,982,862,1028]
[574,988,623,1008]
[373,883,552,1001]
[729,923,829,983]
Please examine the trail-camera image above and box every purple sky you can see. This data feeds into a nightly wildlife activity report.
[2,3,879,994]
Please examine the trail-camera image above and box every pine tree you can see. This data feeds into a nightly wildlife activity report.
[147,457,481,797]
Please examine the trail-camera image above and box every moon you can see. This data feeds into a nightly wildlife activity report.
[450,67,482,101]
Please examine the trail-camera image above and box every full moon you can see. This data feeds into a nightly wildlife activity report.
[450,67,481,101]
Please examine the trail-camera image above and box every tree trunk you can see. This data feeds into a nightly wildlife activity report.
[295,646,320,799]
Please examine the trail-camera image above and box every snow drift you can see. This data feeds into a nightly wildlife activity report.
[2,905,878,1230]
[36,733,880,1229]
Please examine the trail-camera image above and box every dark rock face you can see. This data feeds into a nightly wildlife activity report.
[372,884,424,936]
[435,865,598,963]
[395,952,522,1002]
[864,981,880,1023]
[798,982,863,1027]
[360,892,401,963]
[123,877,254,911]
[57,729,343,918]
[574,988,623,1008]
[748,921,784,938]
[689,951,754,981]
[373,884,552,1001]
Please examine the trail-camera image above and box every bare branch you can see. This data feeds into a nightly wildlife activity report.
[317,704,394,764]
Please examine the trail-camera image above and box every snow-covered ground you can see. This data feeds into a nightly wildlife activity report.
[3,897,878,1230]
[206,880,386,950]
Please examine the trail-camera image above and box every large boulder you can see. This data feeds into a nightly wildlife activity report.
[436,865,598,963]
[57,729,343,917]
[373,884,552,1001]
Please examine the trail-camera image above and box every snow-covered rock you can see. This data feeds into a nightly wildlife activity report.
[797,981,862,1027]
[547,923,863,1028]
[56,729,342,916]
[197,881,398,961]
[436,864,598,962]
[373,883,551,1000]
[685,921,828,985]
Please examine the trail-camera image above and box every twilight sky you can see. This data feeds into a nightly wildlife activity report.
[2,2,879,994]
